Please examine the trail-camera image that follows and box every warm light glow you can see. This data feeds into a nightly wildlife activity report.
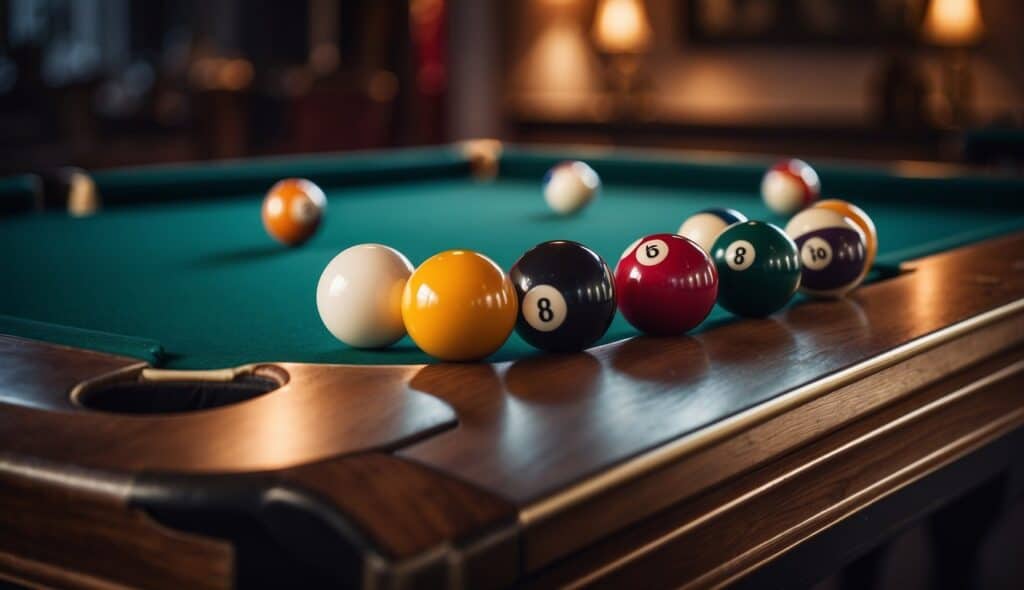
[592,0,653,54]
[922,0,985,47]
[217,59,254,90]
[514,22,601,113]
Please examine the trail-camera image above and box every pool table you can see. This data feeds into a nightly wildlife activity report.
[1,141,1024,589]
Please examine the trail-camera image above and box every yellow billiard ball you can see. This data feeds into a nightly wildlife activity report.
[401,250,518,361]
[813,199,878,270]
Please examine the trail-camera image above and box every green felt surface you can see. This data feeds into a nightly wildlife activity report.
[2,146,1023,368]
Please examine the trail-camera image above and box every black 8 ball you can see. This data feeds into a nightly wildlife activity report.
[509,240,616,352]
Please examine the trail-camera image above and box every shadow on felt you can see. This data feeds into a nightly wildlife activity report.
[190,244,291,268]
[525,211,581,223]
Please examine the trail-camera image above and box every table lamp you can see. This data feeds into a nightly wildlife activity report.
[591,0,654,116]
[593,0,652,54]
[921,0,985,127]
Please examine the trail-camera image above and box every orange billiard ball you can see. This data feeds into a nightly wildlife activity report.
[401,250,518,361]
[261,178,326,246]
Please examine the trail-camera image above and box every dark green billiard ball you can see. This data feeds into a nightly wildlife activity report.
[510,240,616,352]
[710,221,801,318]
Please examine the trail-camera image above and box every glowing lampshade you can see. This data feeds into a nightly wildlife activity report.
[922,0,985,47]
[592,0,653,54]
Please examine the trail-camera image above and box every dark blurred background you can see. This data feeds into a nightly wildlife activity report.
[1,0,1022,175]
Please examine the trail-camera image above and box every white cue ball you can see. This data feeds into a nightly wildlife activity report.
[543,161,600,215]
[317,244,414,348]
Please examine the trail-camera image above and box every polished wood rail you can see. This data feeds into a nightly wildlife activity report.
[0,232,1022,588]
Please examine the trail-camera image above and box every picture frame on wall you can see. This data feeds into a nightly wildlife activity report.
[684,0,928,46]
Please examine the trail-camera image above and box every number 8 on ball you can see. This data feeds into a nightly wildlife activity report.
[521,285,568,332]
[724,239,756,271]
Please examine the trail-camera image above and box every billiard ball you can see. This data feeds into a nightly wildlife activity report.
[543,161,600,215]
[316,244,414,348]
[262,178,326,246]
[710,221,801,317]
[614,233,718,336]
[813,199,878,271]
[761,159,820,216]
[509,240,615,352]
[677,208,748,253]
[401,250,518,361]
[785,208,868,298]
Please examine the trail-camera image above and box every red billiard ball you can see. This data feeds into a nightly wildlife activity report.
[614,233,718,336]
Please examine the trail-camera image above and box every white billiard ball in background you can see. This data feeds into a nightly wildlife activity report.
[543,161,601,215]
[761,159,820,216]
